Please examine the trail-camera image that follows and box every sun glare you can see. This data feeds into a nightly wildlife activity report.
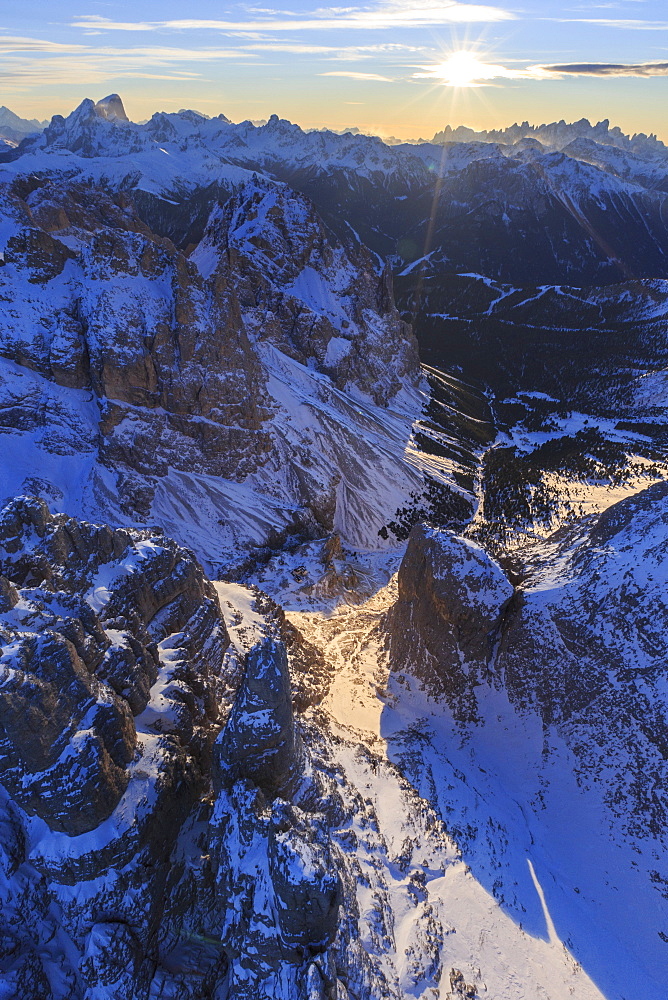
[429,51,494,88]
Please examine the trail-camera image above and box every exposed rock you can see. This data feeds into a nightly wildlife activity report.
[80,921,142,990]
[387,523,514,720]
[250,586,333,710]
[7,94,666,999]
[193,180,419,407]
[0,950,51,1000]
[0,172,442,571]
[215,637,303,798]
[386,485,668,904]
[0,495,228,835]
[94,94,129,123]
[448,968,478,998]
[268,816,341,949]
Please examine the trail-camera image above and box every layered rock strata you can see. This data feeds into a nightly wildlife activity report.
[0,499,422,1000]
[0,496,228,835]
[0,169,459,572]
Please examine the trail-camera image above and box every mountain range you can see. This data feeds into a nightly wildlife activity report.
[0,94,666,999]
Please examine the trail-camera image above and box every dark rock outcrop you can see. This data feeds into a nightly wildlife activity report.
[387,523,514,720]
[215,637,303,798]
[387,487,668,843]
[94,94,129,123]
[0,496,229,835]
[268,816,341,950]
[194,181,419,407]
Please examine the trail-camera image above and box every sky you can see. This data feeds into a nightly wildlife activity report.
[1,0,667,141]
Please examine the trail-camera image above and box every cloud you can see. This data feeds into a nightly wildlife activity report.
[319,70,393,80]
[0,60,204,88]
[541,61,668,77]
[71,3,515,34]
[556,18,668,29]
[0,27,429,95]
[0,35,87,53]
[0,40,256,93]
[416,53,668,87]
[0,36,252,62]
[415,54,556,86]
[240,40,424,54]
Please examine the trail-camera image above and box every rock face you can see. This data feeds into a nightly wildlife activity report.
[387,524,513,720]
[0,495,228,836]
[216,638,303,797]
[192,181,417,407]
[389,489,668,812]
[0,167,461,572]
[212,638,342,995]
[94,94,129,122]
[386,485,668,991]
[0,498,246,998]
[0,498,409,1000]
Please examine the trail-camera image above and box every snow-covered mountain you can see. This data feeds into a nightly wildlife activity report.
[4,95,666,283]
[1,92,668,1000]
[0,106,45,145]
[385,484,668,997]
[432,117,666,158]
[0,163,474,576]
[0,497,619,1000]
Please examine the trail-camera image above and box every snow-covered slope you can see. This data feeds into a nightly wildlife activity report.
[4,96,667,283]
[2,92,668,1000]
[380,491,668,998]
[0,167,474,575]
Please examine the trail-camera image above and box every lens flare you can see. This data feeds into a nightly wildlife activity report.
[429,51,495,87]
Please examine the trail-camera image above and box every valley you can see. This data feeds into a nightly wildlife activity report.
[0,95,667,999]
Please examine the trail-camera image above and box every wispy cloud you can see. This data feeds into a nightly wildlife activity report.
[0,61,204,88]
[0,25,433,94]
[71,2,515,35]
[415,53,668,87]
[542,61,668,76]
[0,35,87,53]
[0,36,254,61]
[241,40,424,54]
[0,37,256,92]
[319,70,393,80]
[555,18,668,29]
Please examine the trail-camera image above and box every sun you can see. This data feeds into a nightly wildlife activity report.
[428,51,493,88]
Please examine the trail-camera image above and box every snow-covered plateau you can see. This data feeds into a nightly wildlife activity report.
[0,95,667,999]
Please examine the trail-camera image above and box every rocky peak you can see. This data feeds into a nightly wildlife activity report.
[193,179,420,405]
[0,152,435,566]
[94,94,129,122]
[40,97,143,158]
